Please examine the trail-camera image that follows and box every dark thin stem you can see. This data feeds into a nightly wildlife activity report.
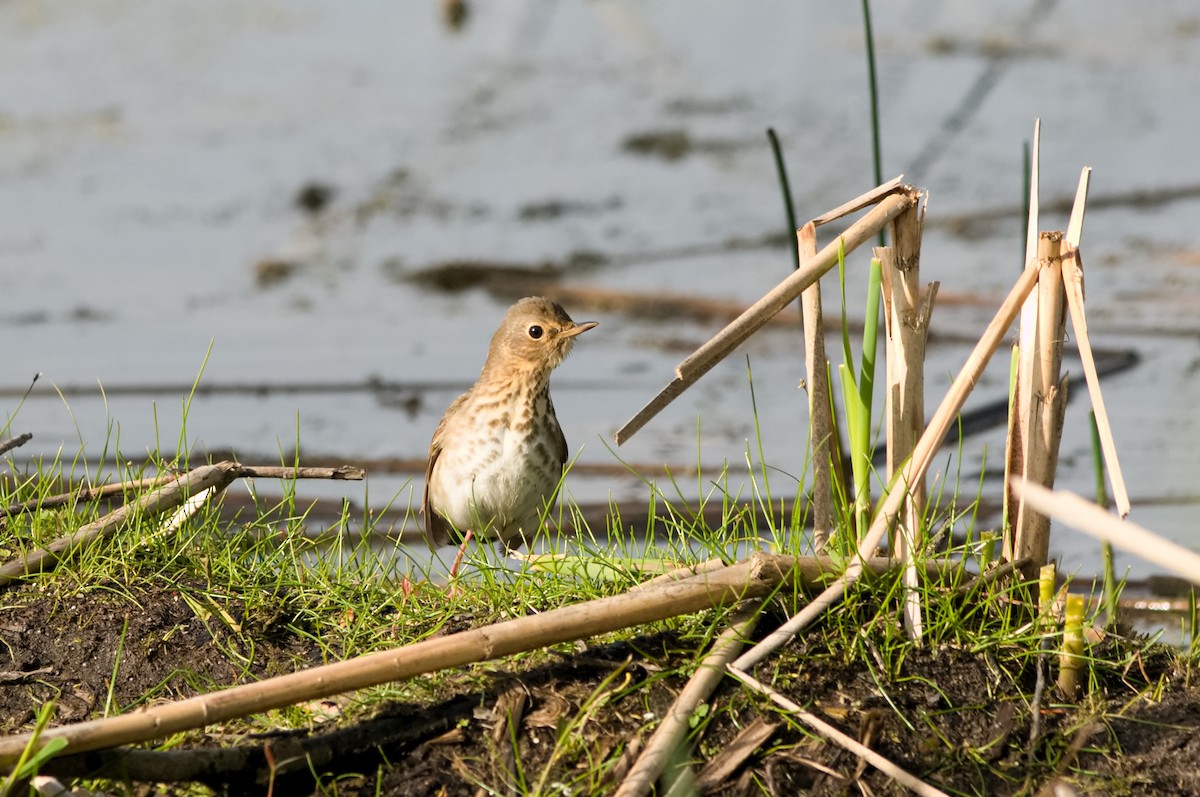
[766,129,805,327]
[859,0,885,246]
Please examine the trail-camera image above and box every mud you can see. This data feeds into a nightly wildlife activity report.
[3,583,1198,795]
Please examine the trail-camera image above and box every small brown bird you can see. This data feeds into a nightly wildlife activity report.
[423,297,597,571]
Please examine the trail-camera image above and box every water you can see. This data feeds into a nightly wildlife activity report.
[3,0,1200,593]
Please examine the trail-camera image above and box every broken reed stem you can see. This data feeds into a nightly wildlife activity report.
[1005,119,1042,540]
[799,223,835,548]
[878,194,934,642]
[1061,200,1130,517]
[733,262,1044,672]
[1064,261,1128,516]
[1015,482,1200,587]
[0,554,802,766]
[811,175,905,226]
[614,608,760,797]
[615,186,915,445]
[630,558,731,591]
[1007,232,1068,579]
[725,667,949,797]
[0,462,366,587]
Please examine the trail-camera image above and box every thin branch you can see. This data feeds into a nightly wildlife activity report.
[614,607,760,797]
[725,667,949,797]
[0,433,32,457]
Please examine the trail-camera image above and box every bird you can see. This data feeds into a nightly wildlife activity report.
[423,296,597,575]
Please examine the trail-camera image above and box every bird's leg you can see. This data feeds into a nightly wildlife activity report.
[447,528,474,580]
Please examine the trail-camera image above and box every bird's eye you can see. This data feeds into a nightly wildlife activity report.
[528,325,544,340]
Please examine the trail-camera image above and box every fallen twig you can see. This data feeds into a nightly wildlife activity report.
[0,432,32,457]
[614,607,761,797]
[725,667,949,797]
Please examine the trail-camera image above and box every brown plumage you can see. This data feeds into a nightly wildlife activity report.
[423,297,597,550]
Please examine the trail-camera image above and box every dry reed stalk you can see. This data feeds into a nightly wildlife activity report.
[615,185,916,445]
[1061,167,1130,518]
[732,263,1044,672]
[633,556,948,593]
[724,668,949,797]
[0,462,365,587]
[629,557,731,590]
[799,222,835,548]
[1004,120,1042,538]
[1015,481,1200,587]
[613,608,760,797]
[810,175,906,225]
[878,194,936,642]
[0,554,801,766]
[1007,232,1068,578]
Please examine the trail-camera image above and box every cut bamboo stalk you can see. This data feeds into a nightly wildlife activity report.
[615,188,917,445]
[0,554,801,766]
[1061,167,1130,518]
[1009,232,1068,578]
[799,222,835,548]
[613,608,760,797]
[724,668,949,797]
[0,462,366,587]
[732,263,1044,672]
[1015,481,1200,587]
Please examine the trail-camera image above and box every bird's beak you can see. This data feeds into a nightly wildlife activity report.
[563,321,598,338]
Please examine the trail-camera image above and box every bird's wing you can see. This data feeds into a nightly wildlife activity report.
[551,396,569,470]
[423,392,469,549]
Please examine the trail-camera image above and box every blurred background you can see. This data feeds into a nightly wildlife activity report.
[2,0,1199,581]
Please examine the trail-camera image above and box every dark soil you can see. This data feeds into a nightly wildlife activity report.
[2,583,1199,796]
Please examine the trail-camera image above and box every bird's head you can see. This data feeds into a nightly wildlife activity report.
[485,296,597,373]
